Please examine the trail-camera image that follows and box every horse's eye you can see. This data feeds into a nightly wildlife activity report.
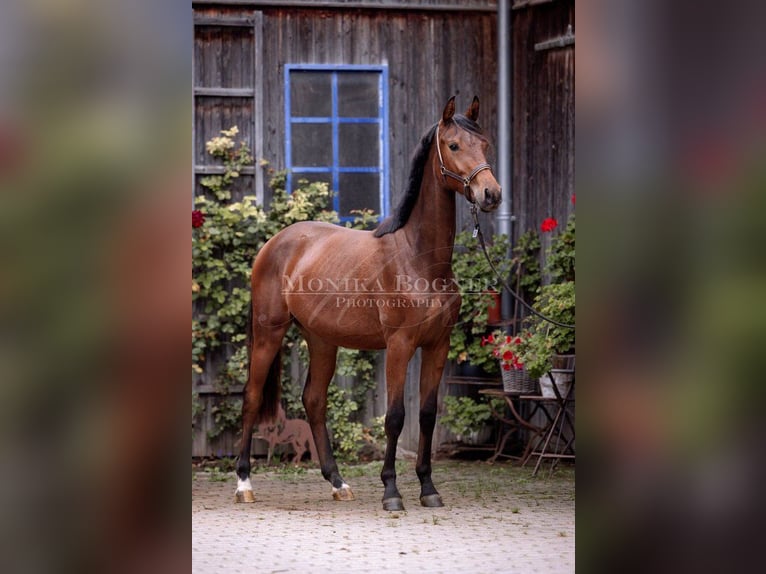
[448,143,459,151]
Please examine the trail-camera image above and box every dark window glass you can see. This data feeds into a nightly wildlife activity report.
[291,123,332,167]
[339,173,379,217]
[338,123,380,167]
[338,73,379,117]
[290,72,331,117]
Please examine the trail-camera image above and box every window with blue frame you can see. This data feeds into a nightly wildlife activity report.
[285,65,389,222]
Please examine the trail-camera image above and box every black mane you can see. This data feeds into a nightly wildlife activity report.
[373,115,483,238]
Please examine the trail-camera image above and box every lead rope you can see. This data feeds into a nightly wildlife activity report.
[469,203,575,330]
[435,122,574,330]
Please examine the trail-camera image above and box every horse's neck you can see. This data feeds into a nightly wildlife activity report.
[402,155,457,270]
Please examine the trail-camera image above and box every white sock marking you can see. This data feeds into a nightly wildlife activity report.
[236,477,253,492]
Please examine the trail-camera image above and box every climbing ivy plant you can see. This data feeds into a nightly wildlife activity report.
[192,127,382,455]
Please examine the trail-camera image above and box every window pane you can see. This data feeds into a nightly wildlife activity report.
[291,123,332,167]
[290,72,331,117]
[338,73,379,117]
[339,173,380,218]
[338,123,380,167]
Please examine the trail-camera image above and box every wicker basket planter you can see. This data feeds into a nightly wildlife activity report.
[501,365,537,394]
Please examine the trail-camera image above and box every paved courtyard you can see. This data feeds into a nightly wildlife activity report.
[192,458,575,573]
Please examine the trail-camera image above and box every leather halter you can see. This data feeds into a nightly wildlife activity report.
[434,123,493,204]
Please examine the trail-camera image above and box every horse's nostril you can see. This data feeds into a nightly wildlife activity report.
[484,188,498,205]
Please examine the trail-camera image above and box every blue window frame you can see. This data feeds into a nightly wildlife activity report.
[285,64,389,222]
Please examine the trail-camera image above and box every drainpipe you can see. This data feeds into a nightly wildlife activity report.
[496,0,513,319]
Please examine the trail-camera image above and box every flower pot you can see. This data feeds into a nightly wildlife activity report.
[539,371,574,399]
[457,425,492,445]
[552,353,575,370]
[486,291,502,324]
[501,365,537,394]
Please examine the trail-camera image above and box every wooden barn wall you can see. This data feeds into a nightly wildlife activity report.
[193,4,498,456]
[511,0,574,243]
[260,8,497,230]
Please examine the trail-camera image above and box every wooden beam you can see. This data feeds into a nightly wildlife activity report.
[512,0,556,10]
[194,384,245,394]
[195,165,256,174]
[534,24,574,52]
[253,12,265,205]
[194,16,256,26]
[192,1,498,13]
[194,87,255,97]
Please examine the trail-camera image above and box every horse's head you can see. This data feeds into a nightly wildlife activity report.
[435,96,502,212]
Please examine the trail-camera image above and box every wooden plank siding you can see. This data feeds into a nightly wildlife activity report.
[256,6,498,231]
[192,2,576,458]
[511,0,575,243]
[192,4,498,456]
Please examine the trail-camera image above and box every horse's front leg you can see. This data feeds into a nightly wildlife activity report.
[416,342,450,507]
[381,339,416,511]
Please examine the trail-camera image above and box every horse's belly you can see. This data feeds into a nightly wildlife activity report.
[287,290,459,349]
[286,291,383,348]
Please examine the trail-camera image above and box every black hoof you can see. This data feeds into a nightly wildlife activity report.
[382,497,405,512]
[420,494,444,507]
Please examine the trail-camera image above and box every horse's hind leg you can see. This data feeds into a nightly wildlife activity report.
[234,323,288,503]
[302,336,353,501]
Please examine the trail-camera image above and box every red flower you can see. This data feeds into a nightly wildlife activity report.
[481,334,495,347]
[540,217,558,233]
[502,350,514,362]
[192,210,205,228]
[502,363,512,371]
[571,193,576,205]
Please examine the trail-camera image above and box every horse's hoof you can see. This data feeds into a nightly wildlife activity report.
[382,497,405,511]
[235,490,256,503]
[420,494,444,508]
[332,485,355,501]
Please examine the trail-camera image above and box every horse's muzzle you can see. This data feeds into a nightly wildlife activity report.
[478,186,502,212]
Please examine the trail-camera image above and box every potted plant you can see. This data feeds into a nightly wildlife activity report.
[440,395,504,444]
[481,330,537,394]
[448,231,512,376]
[516,214,575,397]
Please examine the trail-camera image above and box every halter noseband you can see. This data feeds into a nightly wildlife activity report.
[435,123,492,205]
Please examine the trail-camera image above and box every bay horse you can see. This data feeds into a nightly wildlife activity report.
[235,96,502,511]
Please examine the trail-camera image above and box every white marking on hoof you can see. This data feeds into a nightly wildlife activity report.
[235,478,256,503]
[236,477,253,492]
[332,483,355,501]
[332,482,351,495]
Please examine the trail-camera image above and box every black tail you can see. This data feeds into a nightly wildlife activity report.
[245,300,282,425]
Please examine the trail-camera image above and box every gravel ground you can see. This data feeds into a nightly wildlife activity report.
[192,459,575,574]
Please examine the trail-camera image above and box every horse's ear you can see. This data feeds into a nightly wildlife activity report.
[441,96,456,123]
[465,96,480,122]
